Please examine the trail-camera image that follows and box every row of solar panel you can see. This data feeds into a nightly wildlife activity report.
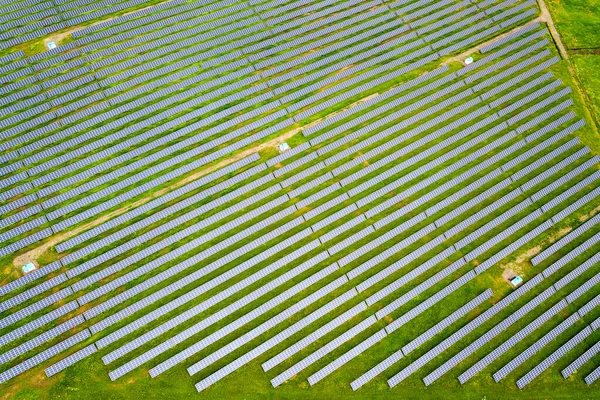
[192,87,592,390]
[271,315,377,387]
[70,0,205,39]
[4,62,253,189]
[0,329,90,384]
[0,2,61,37]
[0,0,494,298]
[459,299,568,383]
[56,155,260,252]
[25,36,568,312]
[31,82,267,189]
[0,314,84,365]
[0,92,278,251]
[76,1,249,52]
[352,133,596,386]
[262,0,528,94]
[3,65,580,390]
[0,12,576,388]
[0,5,568,388]
[459,236,600,384]
[532,213,600,266]
[423,284,558,385]
[0,0,540,192]
[0,161,266,318]
[183,278,353,378]
[92,20,260,76]
[80,196,289,323]
[402,289,494,356]
[0,18,438,244]
[266,21,407,84]
[0,153,269,378]
[363,138,584,299]
[193,282,354,389]
[106,258,344,380]
[67,175,281,288]
[385,275,543,387]
[70,0,190,38]
[459,268,598,389]
[62,0,159,27]
[251,7,389,65]
[87,216,316,347]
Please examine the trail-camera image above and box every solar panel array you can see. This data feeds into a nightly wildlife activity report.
[1,0,600,396]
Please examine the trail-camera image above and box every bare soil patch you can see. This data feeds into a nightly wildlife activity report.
[502,267,518,283]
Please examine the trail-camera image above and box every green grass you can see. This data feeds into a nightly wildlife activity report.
[572,54,600,130]
[546,0,600,49]
[545,0,600,153]
[2,2,600,400]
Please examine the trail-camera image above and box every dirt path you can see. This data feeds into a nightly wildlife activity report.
[5,11,558,269]
[537,0,569,59]
[42,0,173,50]
[498,204,600,283]
[11,93,379,268]
[11,2,596,269]
[445,17,543,64]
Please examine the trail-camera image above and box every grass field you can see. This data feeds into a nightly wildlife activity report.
[1,1,600,400]
[573,55,600,121]
[546,0,600,49]
[546,0,600,146]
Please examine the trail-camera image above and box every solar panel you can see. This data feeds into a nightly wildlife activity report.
[56,154,260,252]
[0,329,90,384]
[562,339,600,379]
[425,286,556,385]
[585,365,600,385]
[402,289,493,355]
[459,299,568,384]
[45,344,97,377]
[533,213,600,266]
[493,313,580,382]
[194,280,351,390]
[142,244,326,375]
[0,287,73,329]
[308,328,387,386]
[0,273,67,313]
[108,262,340,380]
[0,259,62,297]
[1,2,598,393]
[553,251,600,291]
[263,302,368,372]
[351,349,403,391]
[0,315,85,364]
[389,272,477,336]
[271,315,377,387]
[480,19,540,53]
[389,274,542,387]
[517,326,592,389]
[186,285,355,379]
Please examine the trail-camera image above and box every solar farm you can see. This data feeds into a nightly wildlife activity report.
[1,0,600,398]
